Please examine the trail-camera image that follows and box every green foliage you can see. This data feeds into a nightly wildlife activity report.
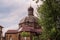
[21,32,30,37]
[36,0,60,40]
[32,36,38,40]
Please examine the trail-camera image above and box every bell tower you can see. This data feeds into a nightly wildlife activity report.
[28,6,34,16]
[0,25,3,40]
[18,6,41,40]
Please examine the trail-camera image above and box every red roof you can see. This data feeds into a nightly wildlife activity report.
[18,26,42,34]
[6,30,18,34]
[6,25,42,34]
[18,26,34,32]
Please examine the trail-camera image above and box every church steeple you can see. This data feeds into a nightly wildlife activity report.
[28,6,34,16]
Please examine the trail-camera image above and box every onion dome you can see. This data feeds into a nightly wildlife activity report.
[19,6,38,24]
[28,6,34,16]
[28,6,34,11]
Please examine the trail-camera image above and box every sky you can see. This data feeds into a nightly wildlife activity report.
[0,0,42,36]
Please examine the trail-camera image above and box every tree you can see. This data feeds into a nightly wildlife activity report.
[33,0,60,40]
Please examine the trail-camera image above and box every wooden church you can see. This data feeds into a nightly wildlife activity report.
[0,6,42,40]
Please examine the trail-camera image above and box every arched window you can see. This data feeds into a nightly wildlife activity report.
[25,21,32,26]
[19,34,21,40]
[25,21,29,25]
[24,37,27,40]
[9,35,13,40]
[10,37,12,40]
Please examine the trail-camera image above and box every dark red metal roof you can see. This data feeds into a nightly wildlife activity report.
[18,26,34,32]
[6,30,18,34]
[6,25,42,34]
[18,26,42,34]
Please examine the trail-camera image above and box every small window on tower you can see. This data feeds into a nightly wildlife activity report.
[25,21,29,25]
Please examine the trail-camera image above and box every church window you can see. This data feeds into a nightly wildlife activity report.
[25,21,33,27]
[25,21,29,25]
[10,37,13,40]
[9,35,13,40]
[24,37,27,40]
[6,35,8,40]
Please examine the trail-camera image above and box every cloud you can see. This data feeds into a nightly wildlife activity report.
[0,0,37,23]
[0,0,31,35]
[0,0,42,36]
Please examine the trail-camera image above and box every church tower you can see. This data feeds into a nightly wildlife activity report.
[18,6,41,40]
[28,6,34,16]
[0,25,3,40]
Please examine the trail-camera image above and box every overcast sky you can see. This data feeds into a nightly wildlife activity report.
[0,0,42,36]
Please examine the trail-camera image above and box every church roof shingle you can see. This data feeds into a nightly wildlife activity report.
[6,30,18,34]
[18,26,42,34]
